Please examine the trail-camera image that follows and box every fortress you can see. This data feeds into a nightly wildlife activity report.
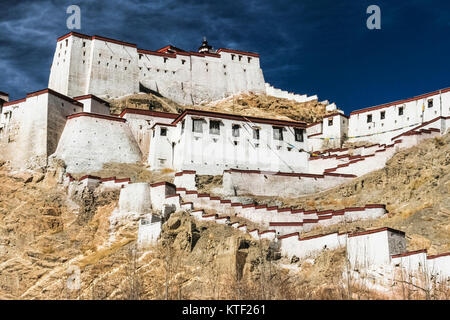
[1,31,449,287]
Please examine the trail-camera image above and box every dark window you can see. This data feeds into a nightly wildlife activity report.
[367,114,372,123]
[209,120,220,135]
[181,120,185,134]
[399,107,404,116]
[192,119,203,133]
[182,59,186,65]
[380,111,385,120]
[82,42,86,47]
[139,54,142,59]
[253,128,260,140]
[160,128,167,136]
[231,54,235,60]
[248,57,252,63]
[273,127,284,141]
[294,128,304,142]
[232,124,240,137]
[428,99,433,108]
[328,118,333,126]
[239,55,242,61]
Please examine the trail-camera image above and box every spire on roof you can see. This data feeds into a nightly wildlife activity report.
[198,36,214,53]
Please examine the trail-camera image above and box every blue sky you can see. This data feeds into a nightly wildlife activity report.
[0,0,449,114]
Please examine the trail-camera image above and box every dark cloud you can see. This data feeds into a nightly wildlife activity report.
[0,0,449,113]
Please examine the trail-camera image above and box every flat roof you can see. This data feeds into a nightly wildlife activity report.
[171,108,306,128]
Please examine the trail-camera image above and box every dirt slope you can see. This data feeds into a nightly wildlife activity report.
[109,92,332,124]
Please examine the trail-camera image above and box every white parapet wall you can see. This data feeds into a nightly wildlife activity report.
[119,183,152,215]
[173,170,197,190]
[222,169,356,197]
[347,227,406,268]
[53,113,142,173]
[265,83,318,103]
[137,215,162,248]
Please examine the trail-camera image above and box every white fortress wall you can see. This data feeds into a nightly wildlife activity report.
[74,95,111,115]
[0,89,83,169]
[173,170,197,190]
[347,228,406,268]
[49,32,266,105]
[347,89,450,145]
[137,216,162,248]
[222,170,355,197]
[427,254,450,279]
[53,113,142,173]
[119,183,152,215]
[148,110,308,175]
[120,109,178,162]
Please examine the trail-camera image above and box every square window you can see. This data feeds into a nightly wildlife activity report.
[294,128,304,142]
[273,127,284,141]
[380,111,385,120]
[192,119,203,133]
[232,124,240,137]
[209,120,220,135]
[160,127,167,136]
[328,118,333,126]
[367,114,372,123]
[253,128,260,140]
[428,99,433,108]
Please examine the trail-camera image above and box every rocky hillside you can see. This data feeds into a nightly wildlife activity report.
[109,92,332,124]
[219,133,450,257]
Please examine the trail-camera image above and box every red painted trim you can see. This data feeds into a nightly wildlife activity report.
[427,252,450,260]
[365,204,386,209]
[100,177,116,182]
[174,170,196,176]
[151,122,177,129]
[92,35,137,48]
[303,219,319,223]
[220,200,231,203]
[269,222,303,226]
[57,31,91,42]
[392,249,427,259]
[278,232,299,240]
[202,214,217,218]
[348,227,405,238]
[307,132,322,138]
[79,175,101,181]
[26,88,84,107]
[216,48,259,57]
[3,98,26,106]
[67,112,126,122]
[171,109,306,128]
[74,94,110,106]
[150,181,176,188]
[210,196,221,201]
[391,116,445,141]
[231,203,242,207]
[300,232,337,241]
[242,204,256,209]
[185,190,198,194]
[176,188,186,191]
[350,87,450,116]
[323,112,349,119]
[197,194,209,198]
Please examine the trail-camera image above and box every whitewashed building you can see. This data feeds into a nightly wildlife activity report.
[147,109,308,175]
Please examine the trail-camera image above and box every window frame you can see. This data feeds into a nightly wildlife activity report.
[294,128,304,142]
[209,120,221,135]
[273,126,284,141]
